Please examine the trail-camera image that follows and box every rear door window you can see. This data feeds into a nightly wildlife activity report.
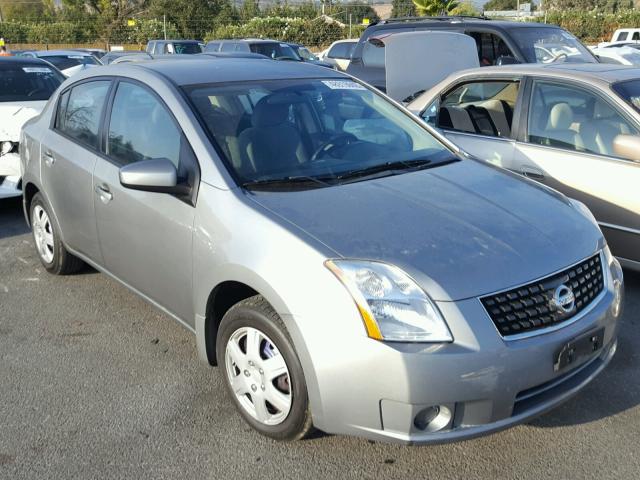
[55,80,110,149]
[431,80,520,138]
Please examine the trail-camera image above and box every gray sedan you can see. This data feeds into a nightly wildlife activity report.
[408,63,640,271]
[20,58,623,444]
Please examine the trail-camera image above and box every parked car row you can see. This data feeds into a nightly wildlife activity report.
[1,16,633,447]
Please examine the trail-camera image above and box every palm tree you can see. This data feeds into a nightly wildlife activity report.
[412,0,460,16]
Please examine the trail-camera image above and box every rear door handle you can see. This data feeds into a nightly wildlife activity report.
[95,184,113,204]
[521,166,545,180]
[43,151,55,166]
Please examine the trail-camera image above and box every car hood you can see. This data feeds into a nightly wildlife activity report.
[0,101,47,141]
[61,63,98,77]
[247,160,604,301]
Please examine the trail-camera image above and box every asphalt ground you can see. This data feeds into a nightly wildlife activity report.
[1,195,639,479]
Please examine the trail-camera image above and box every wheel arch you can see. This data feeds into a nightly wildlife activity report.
[23,181,40,227]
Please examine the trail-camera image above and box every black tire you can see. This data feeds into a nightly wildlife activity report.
[216,295,314,441]
[30,192,84,275]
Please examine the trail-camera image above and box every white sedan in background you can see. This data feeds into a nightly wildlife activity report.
[407,63,640,269]
[19,50,101,77]
[0,57,65,198]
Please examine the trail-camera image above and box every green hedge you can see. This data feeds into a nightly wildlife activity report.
[0,19,178,45]
[535,10,640,43]
[205,17,362,48]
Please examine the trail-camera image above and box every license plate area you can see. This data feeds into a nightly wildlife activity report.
[554,327,604,372]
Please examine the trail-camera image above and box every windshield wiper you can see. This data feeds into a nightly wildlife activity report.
[242,175,334,190]
[337,158,434,183]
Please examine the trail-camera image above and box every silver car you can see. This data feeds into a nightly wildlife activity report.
[21,59,623,444]
[408,64,640,271]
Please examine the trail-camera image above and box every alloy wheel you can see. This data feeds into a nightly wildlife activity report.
[32,205,55,264]
[225,327,292,426]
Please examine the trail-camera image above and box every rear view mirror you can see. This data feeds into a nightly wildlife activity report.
[496,56,520,66]
[119,158,180,193]
[613,134,640,162]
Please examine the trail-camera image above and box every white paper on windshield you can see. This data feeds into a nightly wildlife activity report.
[69,55,85,59]
[322,80,366,90]
[22,67,53,73]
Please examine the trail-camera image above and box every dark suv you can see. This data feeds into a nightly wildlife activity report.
[346,16,598,91]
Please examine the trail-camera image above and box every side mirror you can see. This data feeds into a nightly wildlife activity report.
[613,134,640,162]
[119,158,182,193]
[496,55,520,66]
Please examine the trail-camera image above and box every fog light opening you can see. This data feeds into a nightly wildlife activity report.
[413,405,452,433]
[612,279,622,317]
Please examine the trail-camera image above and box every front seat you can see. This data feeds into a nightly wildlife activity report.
[238,96,306,176]
[544,103,584,151]
[580,100,632,156]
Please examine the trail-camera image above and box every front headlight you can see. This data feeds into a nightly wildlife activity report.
[604,245,624,317]
[569,198,600,229]
[325,260,453,343]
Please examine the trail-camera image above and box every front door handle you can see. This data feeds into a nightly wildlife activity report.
[95,184,113,204]
[43,151,55,166]
[521,165,545,180]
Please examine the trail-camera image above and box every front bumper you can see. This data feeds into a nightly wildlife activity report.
[304,257,623,444]
[0,152,21,199]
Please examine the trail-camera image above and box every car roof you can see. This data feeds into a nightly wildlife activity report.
[149,39,200,43]
[471,63,640,85]
[0,56,53,66]
[35,50,94,57]
[365,17,558,35]
[104,57,344,86]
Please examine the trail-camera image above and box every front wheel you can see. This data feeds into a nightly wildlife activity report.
[216,295,313,441]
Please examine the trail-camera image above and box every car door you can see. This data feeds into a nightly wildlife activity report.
[513,78,640,264]
[420,78,523,170]
[40,79,112,263]
[93,80,199,325]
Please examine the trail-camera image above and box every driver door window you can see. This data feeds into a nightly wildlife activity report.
[467,32,515,66]
[107,81,198,188]
[527,81,639,157]
[430,80,520,138]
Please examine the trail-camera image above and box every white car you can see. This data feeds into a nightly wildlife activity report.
[592,45,640,66]
[0,57,65,199]
[319,40,357,71]
[20,50,101,77]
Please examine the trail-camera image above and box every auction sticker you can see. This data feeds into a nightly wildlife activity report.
[23,67,53,73]
[322,80,366,90]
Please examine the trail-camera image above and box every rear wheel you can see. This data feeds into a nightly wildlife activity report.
[30,193,84,275]
[216,295,313,441]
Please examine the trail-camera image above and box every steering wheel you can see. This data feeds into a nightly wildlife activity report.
[551,52,569,63]
[310,134,359,162]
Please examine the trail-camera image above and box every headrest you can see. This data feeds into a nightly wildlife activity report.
[548,103,573,130]
[252,95,292,127]
[594,100,616,120]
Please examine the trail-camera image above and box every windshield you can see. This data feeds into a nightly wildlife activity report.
[510,27,597,64]
[186,78,455,189]
[250,43,300,61]
[612,80,640,112]
[0,63,64,102]
[41,55,99,70]
[174,43,202,54]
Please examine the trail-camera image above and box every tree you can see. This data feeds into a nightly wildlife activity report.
[482,0,517,10]
[0,0,47,21]
[332,2,380,26]
[450,1,480,15]
[147,0,233,40]
[412,0,460,16]
[391,0,416,17]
